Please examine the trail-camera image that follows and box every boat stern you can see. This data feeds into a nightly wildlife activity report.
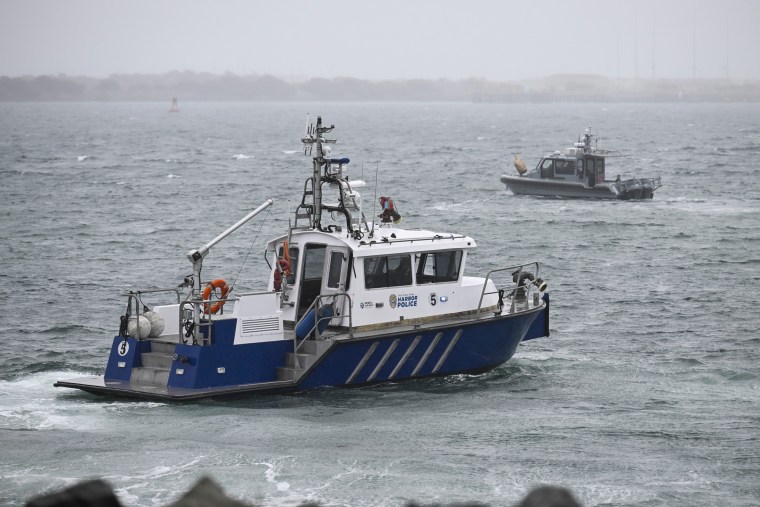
[104,336,148,381]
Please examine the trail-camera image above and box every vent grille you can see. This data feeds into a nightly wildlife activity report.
[241,316,281,336]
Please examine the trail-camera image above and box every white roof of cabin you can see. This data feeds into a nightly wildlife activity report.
[266,225,476,257]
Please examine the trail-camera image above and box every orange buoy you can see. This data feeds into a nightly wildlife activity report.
[202,279,229,314]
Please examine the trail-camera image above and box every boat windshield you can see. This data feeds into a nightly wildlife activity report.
[554,159,576,175]
[540,159,553,177]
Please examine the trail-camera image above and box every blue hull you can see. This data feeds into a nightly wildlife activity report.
[300,312,536,390]
[55,295,549,401]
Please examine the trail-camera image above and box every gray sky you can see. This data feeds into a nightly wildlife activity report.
[1,0,759,81]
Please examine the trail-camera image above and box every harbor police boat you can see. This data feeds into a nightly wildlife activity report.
[55,116,551,401]
[501,128,662,199]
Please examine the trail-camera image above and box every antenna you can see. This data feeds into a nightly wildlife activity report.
[302,114,313,155]
[299,115,338,231]
[371,162,379,238]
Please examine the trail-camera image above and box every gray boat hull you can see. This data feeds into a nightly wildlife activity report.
[501,175,655,200]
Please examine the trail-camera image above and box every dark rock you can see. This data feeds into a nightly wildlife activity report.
[25,479,121,507]
[514,486,582,507]
[166,477,251,507]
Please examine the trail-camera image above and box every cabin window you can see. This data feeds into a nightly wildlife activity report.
[416,250,463,284]
[327,251,344,289]
[303,244,326,280]
[554,159,575,175]
[540,159,554,178]
[277,245,299,284]
[364,254,412,289]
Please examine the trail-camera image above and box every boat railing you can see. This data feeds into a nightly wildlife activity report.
[617,175,662,192]
[178,294,243,346]
[647,176,663,189]
[293,292,354,360]
[120,288,183,340]
[477,262,544,315]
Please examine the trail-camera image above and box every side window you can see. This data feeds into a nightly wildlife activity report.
[364,254,412,289]
[303,244,326,280]
[416,250,462,284]
[555,160,575,175]
[363,256,385,289]
[326,251,344,288]
[388,255,412,286]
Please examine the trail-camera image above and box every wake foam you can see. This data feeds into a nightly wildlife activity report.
[0,372,164,432]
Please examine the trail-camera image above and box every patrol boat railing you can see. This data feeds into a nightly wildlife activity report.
[293,292,354,359]
[617,176,662,192]
[478,261,546,315]
[178,295,239,346]
[120,288,183,340]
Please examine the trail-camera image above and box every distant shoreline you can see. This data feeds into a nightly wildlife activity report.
[2,72,759,103]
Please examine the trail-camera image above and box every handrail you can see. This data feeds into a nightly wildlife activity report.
[477,261,542,315]
[357,233,468,247]
[292,292,353,363]
[122,288,183,340]
[121,287,245,345]
[617,176,662,191]
[179,295,239,345]
[120,287,182,303]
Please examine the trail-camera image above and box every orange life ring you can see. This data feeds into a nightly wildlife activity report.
[202,279,229,314]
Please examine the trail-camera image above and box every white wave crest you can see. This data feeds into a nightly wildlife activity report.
[0,372,166,433]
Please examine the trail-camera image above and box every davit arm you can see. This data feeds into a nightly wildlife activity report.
[185,199,274,335]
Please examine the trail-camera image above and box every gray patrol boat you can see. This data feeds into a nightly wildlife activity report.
[501,128,662,200]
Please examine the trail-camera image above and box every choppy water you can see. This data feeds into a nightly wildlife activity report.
[1,102,759,507]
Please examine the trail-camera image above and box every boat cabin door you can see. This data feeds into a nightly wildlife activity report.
[297,244,326,320]
[585,158,596,187]
[321,246,350,321]
[584,156,605,187]
[296,244,350,321]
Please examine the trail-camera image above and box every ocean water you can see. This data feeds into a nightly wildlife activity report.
[1,101,759,507]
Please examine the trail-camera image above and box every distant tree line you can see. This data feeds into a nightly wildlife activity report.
[0,72,503,101]
[1,71,759,102]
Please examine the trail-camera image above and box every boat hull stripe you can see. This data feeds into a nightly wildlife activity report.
[346,341,379,384]
[412,332,443,377]
[432,329,462,373]
[368,339,400,381]
[389,335,421,379]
